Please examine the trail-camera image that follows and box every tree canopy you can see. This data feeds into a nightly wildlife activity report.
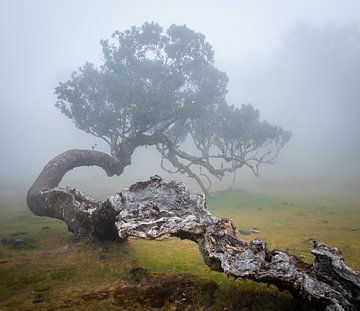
[55,22,290,193]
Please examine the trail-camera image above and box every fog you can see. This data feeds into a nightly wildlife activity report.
[1,0,360,196]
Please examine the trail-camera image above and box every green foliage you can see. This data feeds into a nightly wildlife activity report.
[55,22,290,192]
[55,22,225,141]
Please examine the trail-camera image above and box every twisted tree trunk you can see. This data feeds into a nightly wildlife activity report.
[26,149,126,239]
[27,152,360,310]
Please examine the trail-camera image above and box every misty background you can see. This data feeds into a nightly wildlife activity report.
[1,0,360,198]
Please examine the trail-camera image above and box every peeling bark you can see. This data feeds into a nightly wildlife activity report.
[27,165,359,310]
[114,176,360,311]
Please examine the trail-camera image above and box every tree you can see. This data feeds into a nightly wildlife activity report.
[275,22,360,167]
[27,22,291,225]
[54,22,290,194]
[26,24,359,309]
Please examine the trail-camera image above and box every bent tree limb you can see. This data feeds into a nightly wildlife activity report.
[27,158,359,310]
[27,149,126,239]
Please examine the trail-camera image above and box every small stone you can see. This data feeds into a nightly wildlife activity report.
[14,239,24,246]
[1,237,26,246]
[239,229,252,235]
[33,294,44,303]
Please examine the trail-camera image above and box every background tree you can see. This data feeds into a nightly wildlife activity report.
[54,22,290,194]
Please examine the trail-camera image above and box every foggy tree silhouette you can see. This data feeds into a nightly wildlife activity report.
[27,22,291,240]
[53,22,290,195]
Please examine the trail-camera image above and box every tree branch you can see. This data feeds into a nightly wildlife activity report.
[116,177,360,311]
[27,176,359,310]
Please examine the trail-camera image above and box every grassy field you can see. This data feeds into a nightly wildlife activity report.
[0,185,359,310]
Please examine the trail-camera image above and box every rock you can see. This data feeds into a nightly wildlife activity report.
[14,239,24,246]
[239,229,252,235]
[239,228,261,235]
[33,294,44,303]
[1,237,25,246]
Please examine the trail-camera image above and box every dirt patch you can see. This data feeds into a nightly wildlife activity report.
[113,271,218,310]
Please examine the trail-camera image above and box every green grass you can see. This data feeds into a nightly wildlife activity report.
[207,189,360,266]
[0,188,359,310]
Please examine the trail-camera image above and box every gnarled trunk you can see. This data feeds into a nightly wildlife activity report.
[26,149,126,239]
[27,153,359,310]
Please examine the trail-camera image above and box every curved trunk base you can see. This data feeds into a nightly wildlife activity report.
[39,187,120,240]
[26,149,126,239]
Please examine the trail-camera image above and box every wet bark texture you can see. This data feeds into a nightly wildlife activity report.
[26,149,125,239]
[27,151,360,310]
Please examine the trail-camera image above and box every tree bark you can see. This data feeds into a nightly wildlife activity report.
[27,158,359,310]
[26,149,126,239]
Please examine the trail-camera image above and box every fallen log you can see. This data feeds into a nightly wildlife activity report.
[27,175,360,310]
